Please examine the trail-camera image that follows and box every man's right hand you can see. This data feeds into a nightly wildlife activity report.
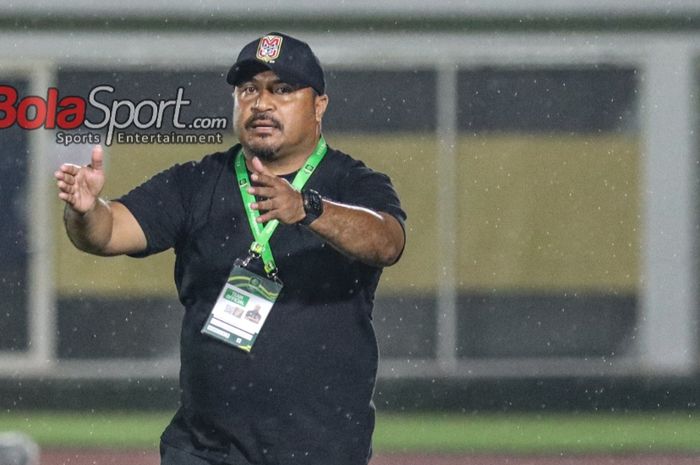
[55,144,105,214]
[55,144,147,256]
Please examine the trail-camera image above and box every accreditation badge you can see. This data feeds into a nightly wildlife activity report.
[201,265,282,352]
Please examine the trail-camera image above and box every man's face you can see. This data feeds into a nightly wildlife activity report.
[233,70,328,161]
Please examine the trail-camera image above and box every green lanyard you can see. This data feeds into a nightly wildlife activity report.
[234,136,328,277]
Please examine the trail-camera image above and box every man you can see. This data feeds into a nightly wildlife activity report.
[55,32,405,465]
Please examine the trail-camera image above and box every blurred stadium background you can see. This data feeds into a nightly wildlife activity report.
[2,0,700,463]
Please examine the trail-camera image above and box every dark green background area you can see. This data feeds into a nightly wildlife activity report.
[53,293,634,360]
[1,375,700,413]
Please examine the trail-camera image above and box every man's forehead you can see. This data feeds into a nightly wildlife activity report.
[236,69,284,85]
[235,70,311,94]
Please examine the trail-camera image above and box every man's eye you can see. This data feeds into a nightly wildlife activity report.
[241,86,256,94]
[275,85,294,94]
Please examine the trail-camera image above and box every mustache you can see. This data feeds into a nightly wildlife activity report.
[245,113,282,130]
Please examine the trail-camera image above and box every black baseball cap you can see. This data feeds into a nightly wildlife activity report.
[226,32,325,95]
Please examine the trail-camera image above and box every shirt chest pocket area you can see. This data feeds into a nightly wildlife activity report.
[177,209,250,287]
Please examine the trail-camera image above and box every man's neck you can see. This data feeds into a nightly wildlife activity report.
[244,138,320,176]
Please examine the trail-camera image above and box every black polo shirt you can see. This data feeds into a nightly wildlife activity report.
[118,144,406,465]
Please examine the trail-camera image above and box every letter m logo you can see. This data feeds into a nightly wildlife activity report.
[256,35,283,62]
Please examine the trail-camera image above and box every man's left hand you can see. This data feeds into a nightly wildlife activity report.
[248,156,307,224]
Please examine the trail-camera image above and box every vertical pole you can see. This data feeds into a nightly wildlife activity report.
[27,64,56,371]
[436,63,459,372]
[639,43,698,374]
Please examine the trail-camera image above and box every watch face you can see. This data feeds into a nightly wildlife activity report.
[301,189,323,225]
[309,192,322,213]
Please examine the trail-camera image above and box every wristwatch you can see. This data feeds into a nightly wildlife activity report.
[299,189,324,226]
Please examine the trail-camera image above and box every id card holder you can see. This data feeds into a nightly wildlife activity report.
[201,264,283,352]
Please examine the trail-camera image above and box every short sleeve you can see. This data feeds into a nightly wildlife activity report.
[338,161,407,228]
[115,163,190,258]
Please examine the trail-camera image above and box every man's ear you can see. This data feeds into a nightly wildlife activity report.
[314,94,329,123]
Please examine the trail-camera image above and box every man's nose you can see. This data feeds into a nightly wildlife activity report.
[253,90,274,111]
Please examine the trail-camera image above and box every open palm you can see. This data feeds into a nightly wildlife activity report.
[55,145,106,214]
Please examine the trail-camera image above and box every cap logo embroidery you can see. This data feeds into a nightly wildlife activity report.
[256,35,283,63]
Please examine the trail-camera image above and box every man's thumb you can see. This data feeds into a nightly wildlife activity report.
[91,144,104,171]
